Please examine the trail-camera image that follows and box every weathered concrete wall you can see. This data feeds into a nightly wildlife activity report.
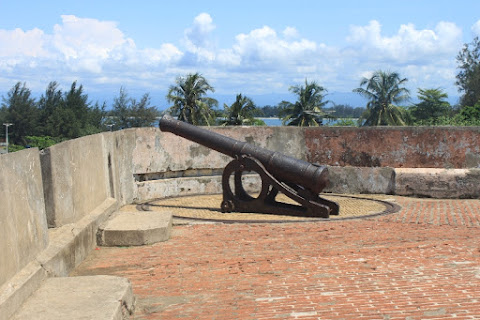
[132,126,306,175]
[395,168,480,198]
[305,126,480,168]
[131,126,480,202]
[132,126,480,178]
[1,135,121,320]
[102,130,136,205]
[0,149,48,287]
[40,134,112,227]
[325,166,396,194]
[132,127,308,201]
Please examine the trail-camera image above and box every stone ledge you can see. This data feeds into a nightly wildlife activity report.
[135,175,259,203]
[135,167,397,202]
[36,197,118,276]
[135,167,480,201]
[0,262,47,320]
[10,276,135,320]
[98,211,172,246]
[395,168,480,198]
[326,166,395,194]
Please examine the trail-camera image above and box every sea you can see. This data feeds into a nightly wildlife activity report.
[153,117,357,127]
[258,118,357,126]
[258,118,282,126]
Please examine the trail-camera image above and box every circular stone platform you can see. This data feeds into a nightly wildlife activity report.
[140,194,400,223]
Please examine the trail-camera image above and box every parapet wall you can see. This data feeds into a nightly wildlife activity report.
[304,126,480,168]
[0,149,48,288]
[132,126,480,201]
[41,134,111,227]
[132,126,310,201]
[0,132,128,320]
[39,130,137,228]
[133,126,480,176]
[132,126,307,174]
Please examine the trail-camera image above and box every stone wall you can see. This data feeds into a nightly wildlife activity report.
[0,135,122,320]
[395,168,480,198]
[102,129,136,207]
[132,126,310,201]
[132,126,307,174]
[40,134,112,227]
[304,126,480,168]
[39,131,138,228]
[0,149,48,288]
[132,126,480,202]
[133,126,480,178]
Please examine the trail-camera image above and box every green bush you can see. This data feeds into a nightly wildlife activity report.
[332,119,358,127]
[25,136,60,149]
[7,144,26,152]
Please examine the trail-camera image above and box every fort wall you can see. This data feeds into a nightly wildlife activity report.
[132,126,480,201]
[0,149,48,288]
[304,126,480,168]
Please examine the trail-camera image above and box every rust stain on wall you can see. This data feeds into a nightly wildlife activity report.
[304,127,480,168]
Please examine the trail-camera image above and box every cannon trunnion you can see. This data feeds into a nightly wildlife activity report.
[159,115,339,218]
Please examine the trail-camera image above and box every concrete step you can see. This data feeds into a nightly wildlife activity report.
[11,276,134,320]
[97,211,172,246]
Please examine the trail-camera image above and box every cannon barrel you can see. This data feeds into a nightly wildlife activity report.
[159,115,329,195]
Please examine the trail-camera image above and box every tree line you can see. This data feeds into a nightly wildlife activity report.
[0,82,160,150]
[2,37,480,151]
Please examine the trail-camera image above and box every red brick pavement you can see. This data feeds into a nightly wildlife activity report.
[73,196,480,320]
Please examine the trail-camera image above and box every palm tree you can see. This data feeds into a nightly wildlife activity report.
[353,70,410,126]
[280,80,329,126]
[166,73,218,125]
[410,88,451,125]
[221,94,256,125]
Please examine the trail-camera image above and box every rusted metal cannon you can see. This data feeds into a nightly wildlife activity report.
[159,115,339,218]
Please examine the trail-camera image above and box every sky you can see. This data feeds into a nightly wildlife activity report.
[1,0,480,108]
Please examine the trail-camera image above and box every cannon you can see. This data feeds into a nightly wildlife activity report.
[159,115,339,218]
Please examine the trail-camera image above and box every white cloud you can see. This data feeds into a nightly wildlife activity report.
[53,15,126,61]
[142,44,183,64]
[182,13,217,62]
[0,28,47,57]
[472,20,480,36]
[0,14,183,85]
[0,14,467,99]
[51,15,183,72]
[226,26,318,68]
[0,28,51,74]
[216,48,242,66]
[347,20,462,64]
[342,20,463,96]
[184,13,216,48]
[283,27,299,39]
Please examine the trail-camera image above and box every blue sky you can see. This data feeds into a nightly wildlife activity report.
[1,0,480,108]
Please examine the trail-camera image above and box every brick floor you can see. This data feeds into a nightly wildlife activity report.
[73,196,480,320]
